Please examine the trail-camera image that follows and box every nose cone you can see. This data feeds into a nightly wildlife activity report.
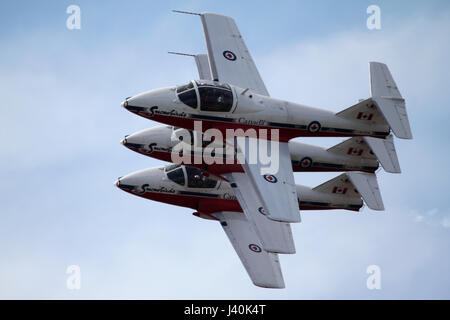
[121,87,177,116]
[121,126,174,155]
[121,97,131,109]
[115,167,164,194]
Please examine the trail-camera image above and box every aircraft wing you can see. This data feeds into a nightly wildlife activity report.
[233,137,301,223]
[223,172,296,254]
[200,13,269,96]
[194,54,213,80]
[211,211,285,288]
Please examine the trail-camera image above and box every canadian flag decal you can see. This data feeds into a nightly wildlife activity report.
[357,112,373,120]
[332,187,348,194]
[347,148,363,156]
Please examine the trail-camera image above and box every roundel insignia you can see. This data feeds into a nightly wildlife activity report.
[263,174,278,183]
[299,157,313,168]
[248,244,262,253]
[258,207,266,215]
[223,50,237,61]
[307,121,321,133]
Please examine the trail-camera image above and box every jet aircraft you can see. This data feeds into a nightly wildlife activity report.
[121,125,401,176]
[117,11,412,288]
[116,164,382,288]
[121,12,411,225]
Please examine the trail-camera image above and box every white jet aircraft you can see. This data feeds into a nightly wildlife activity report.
[122,12,411,224]
[118,11,412,288]
[121,125,401,176]
[116,164,383,288]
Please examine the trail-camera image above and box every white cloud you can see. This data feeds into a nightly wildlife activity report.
[410,208,450,230]
[442,218,450,228]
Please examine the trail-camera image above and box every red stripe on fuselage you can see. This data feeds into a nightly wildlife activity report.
[121,189,360,214]
[127,148,377,175]
[131,112,387,142]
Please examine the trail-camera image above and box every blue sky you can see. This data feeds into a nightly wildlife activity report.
[1,0,450,299]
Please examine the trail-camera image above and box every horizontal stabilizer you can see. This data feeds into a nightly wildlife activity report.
[347,172,384,210]
[363,135,401,173]
[370,62,412,139]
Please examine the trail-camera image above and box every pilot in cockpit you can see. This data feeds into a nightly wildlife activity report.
[176,80,233,112]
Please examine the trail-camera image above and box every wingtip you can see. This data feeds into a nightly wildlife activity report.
[253,281,285,289]
[383,167,402,174]
[393,131,413,140]
[200,12,236,20]
[369,61,387,67]
[369,204,385,211]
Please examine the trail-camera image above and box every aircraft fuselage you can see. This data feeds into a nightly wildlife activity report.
[123,81,390,142]
[116,166,363,216]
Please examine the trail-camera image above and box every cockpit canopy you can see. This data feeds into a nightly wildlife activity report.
[164,165,218,189]
[176,80,233,112]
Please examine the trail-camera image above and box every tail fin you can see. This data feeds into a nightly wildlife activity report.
[363,134,401,173]
[327,135,401,173]
[336,62,412,140]
[370,62,412,139]
[313,172,384,211]
[327,137,376,160]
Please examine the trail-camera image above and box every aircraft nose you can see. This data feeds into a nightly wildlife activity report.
[120,126,174,153]
[120,135,128,146]
[120,134,146,150]
[121,97,131,109]
[121,87,177,115]
[115,168,163,194]
[114,174,137,192]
